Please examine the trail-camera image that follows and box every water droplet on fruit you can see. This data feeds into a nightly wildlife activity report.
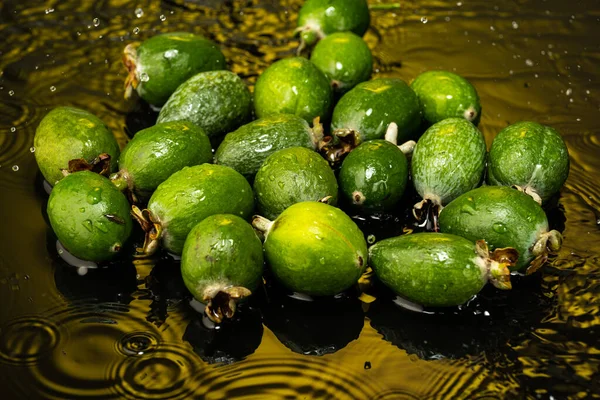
[315,235,323,240]
[460,204,476,215]
[82,220,93,231]
[277,181,284,189]
[421,17,428,23]
[79,207,85,213]
[95,221,108,233]
[11,165,19,171]
[164,49,178,59]
[492,222,507,234]
[319,257,325,265]
[139,72,149,82]
[86,188,102,204]
[367,234,376,244]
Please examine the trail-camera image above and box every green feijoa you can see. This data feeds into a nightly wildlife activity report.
[439,186,563,273]
[214,114,324,179]
[123,32,226,106]
[310,32,372,94]
[410,70,481,126]
[253,57,332,123]
[331,78,422,142]
[369,233,515,307]
[338,135,408,213]
[181,214,264,323]
[254,147,338,220]
[487,121,570,204]
[136,164,254,255]
[34,107,120,186]
[157,70,252,138]
[111,121,212,200]
[297,0,370,48]
[253,201,368,296]
[47,171,132,262]
[411,118,486,224]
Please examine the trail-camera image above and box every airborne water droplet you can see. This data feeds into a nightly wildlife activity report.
[159,14,166,21]
[30,147,35,153]
[50,86,56,92]
[421,17,428,23]
[93,18,100,27]
[135,8,144,18]
[133,27,140,35]
[367,234,376,244]
[8,90,14,96]
[139,72,149,82]
[11,165,19,171]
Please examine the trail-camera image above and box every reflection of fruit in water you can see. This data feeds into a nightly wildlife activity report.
[368,273,555,360]
[183,302,263,364]
[259,282,364,356]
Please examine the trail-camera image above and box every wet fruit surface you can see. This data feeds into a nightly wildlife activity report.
[1,1,600,399]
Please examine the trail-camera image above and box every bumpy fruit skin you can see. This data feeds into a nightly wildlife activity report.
[47,171,132,261]
[214,114,319,178]
[254,147,338,220]
[487,121,570,203]
[412,118,486,205]
[369,233,487,307]
[253,57,332,123]
[331,78,422,142]
[34,107,120,186]
[116,121,212,197]
[338,139,408,213]
[439,186,550,271]
[148,164,254,255]
[310,32,372,94]
[297,0,370,46]
[125,32,226,106]
[262,202,367,296]
[181,214,264,302]
[157,70,252,138]
[410,70,481,126]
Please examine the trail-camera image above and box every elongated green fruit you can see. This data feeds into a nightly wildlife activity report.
[181,214,264,323]
[253,202,367,296]
[34,107,120,186]
[111,121,212,200]
[123,32,226,106]
[410,70,481,126]
[135,164,254,255]
[369,233,515,307]
[487,121,570,204]
[331,78,422,142]
[439,186,562,272]
[214,114,323,178]
[157,70,252,139]
[411,118,486,227]
[254,147,338,220]
[254,57,332,123]
[297,0,370,49]
[310,32,372,94]
[48,171,132,262]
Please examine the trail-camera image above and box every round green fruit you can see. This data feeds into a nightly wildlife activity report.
[111,120,212,200]
[254,147,338,220]
[369,233,515,307]
[34,107,120,186]
[297,0,370,48]
[157,70,252,139]
[253,57,332,123]
[123,32,226,106]
[214,114,324,179]
[310,32,372,94]
[338,134,408,213]
[181,214,264,323]
[47,171,132,262]
[487,121,570,204]
[253,201,367,296]
[137,164,255,255]
[331,78,422,142]
[410,70,481,126]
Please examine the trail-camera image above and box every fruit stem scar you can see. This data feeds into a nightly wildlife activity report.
[413,195,443,231]
[476,240,515,290]
[251,215,274,238]
[123,43,140,100]
[131,205,162,257]
[319,128,361,166]
[203,286,252,324]
[526,229,563,275]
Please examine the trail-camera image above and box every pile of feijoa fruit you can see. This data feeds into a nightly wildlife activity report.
[36,0,569,324]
